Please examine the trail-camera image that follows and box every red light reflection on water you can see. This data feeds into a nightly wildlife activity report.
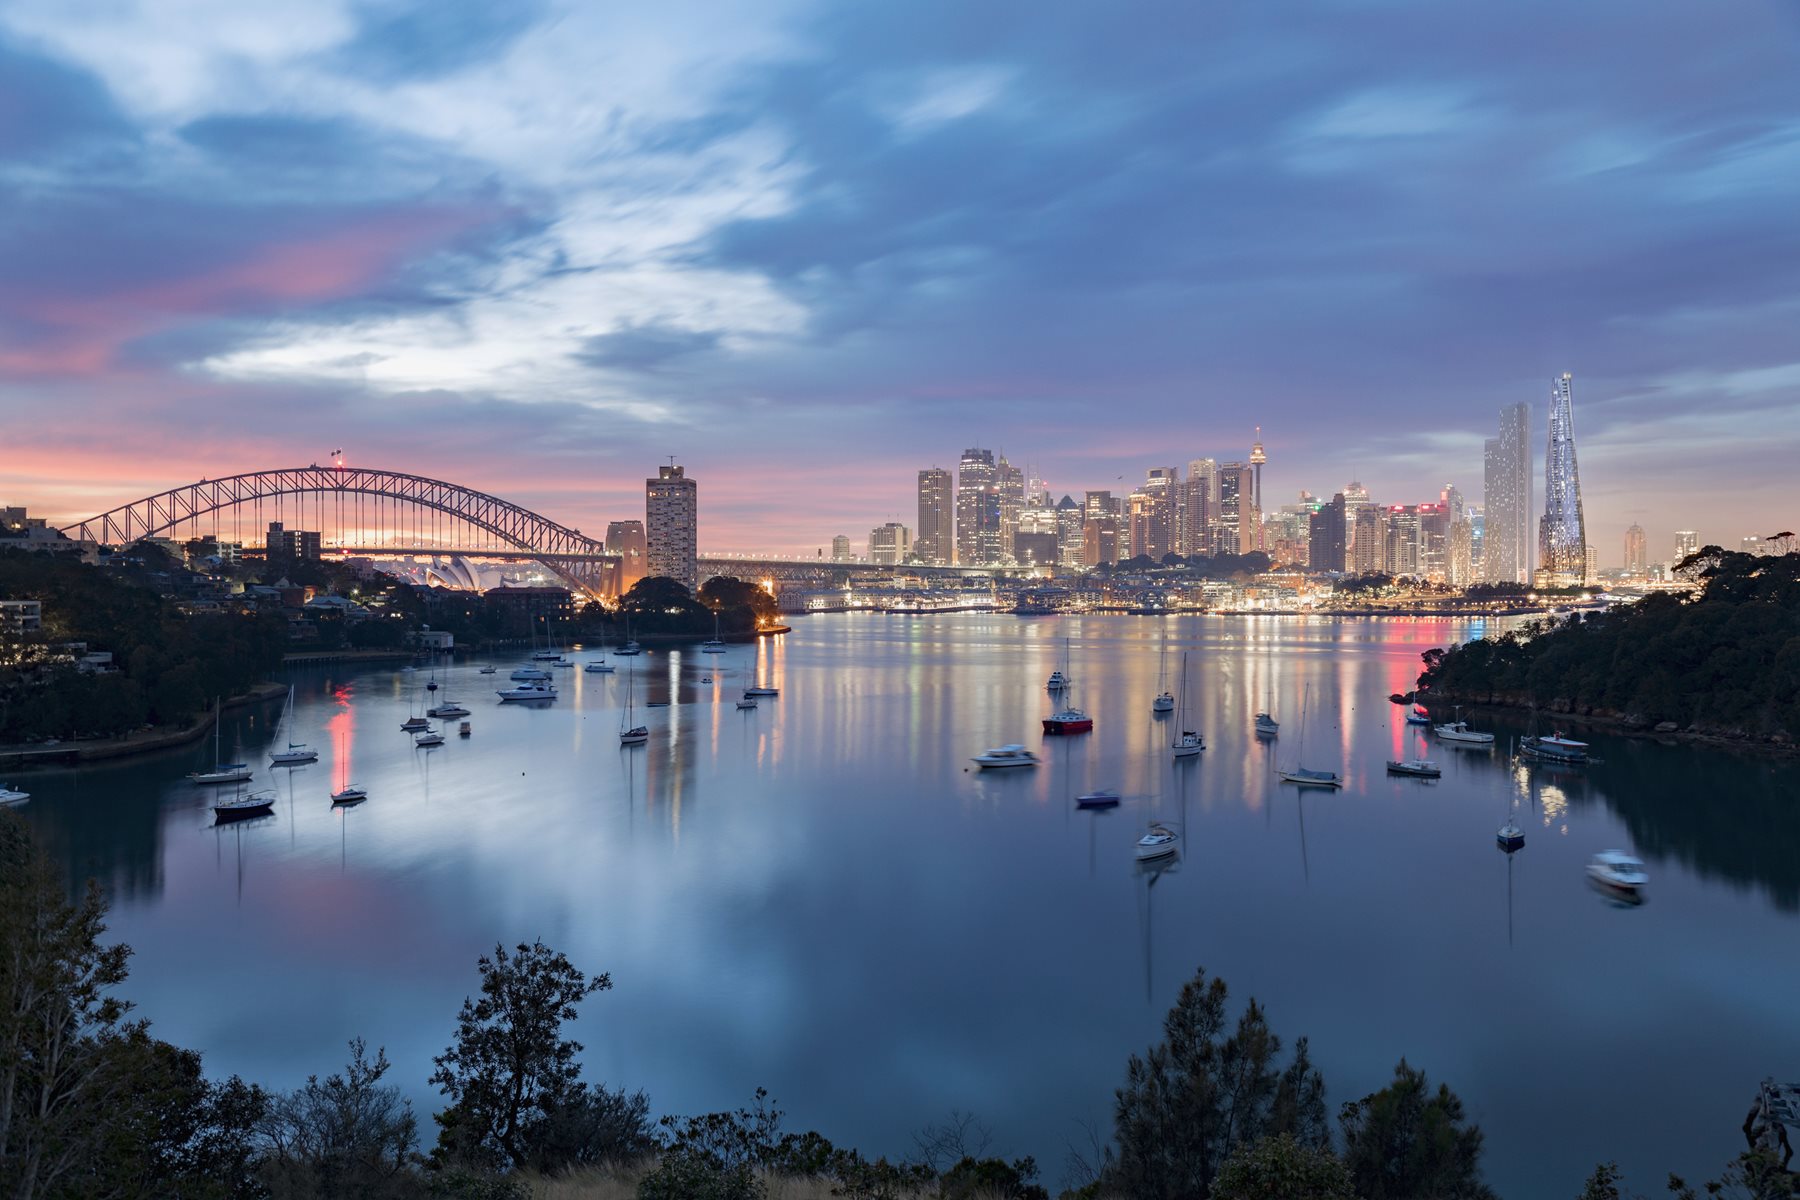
[325,684,356,783]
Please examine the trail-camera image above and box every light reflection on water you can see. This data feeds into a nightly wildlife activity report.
[16,613,1800,1198]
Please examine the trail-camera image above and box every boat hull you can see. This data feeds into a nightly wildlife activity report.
[1076,792,1120,809]
[1386,761,1441,778]
[1279,770,1343,788]
[1042,717,1093,735]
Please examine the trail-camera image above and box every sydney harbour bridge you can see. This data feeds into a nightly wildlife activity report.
[60,464,1020,598]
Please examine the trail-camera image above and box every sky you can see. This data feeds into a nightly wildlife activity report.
[2,0,1797,562]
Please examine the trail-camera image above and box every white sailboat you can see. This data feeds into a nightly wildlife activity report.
[1152,631,1175,714]
[269,686,319,765]
[620,662,649,745]
[190,698,253,783]
[1134,823,1179,861]
[701,611,726,653]
[744,647,779,697]
[1171,652,1204,758]
[1278,684,1342,787]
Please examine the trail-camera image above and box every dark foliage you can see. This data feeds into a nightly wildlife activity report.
[259,1038,419,1198]
[1212,1132,1354,1200]
[1339,1059,1497,1200]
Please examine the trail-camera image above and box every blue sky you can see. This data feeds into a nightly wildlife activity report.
[2,0,1796,558]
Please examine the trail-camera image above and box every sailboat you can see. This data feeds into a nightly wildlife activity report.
[330,744,367,805]
[744,646,779,697]
[1254,710,1279,737]
[1043,638,1092,734]
[268,686,319,765]
[701,611,726,653]
[1152,631,1175,714]
[614,614,642,656]
[620,662,649,745]
[400,680,430,731]
[1278,684,1342,787]
[190,698,254,783]
[213,776,275,822]
[1171,651,1204,758]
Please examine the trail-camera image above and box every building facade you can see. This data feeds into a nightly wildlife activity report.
[1484,402,1532,584]
[1182,459,1219,556]
[603,519,647,594]
[867,523,910,565]
[1538,374,1587,587]
[956,449,1003,567]
[915,468,954,565]
[1308,494,1346,573]
[1624,524,1647,575]
[646,462,698,592]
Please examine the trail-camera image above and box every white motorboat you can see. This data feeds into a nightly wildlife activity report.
[736,697,758,710]
[428,702,470,718]
[1170,653,1203,757]
[1434,720,1495,745]
[1046,670,1068,692]
[1520,732,1589,764]
[330,786,367,804]
[190,698,253,783]
[478,665,497,674]
[1076,789,1120,809]
[510,666,551,681]
[1587,850,1647,893]
[414,729,445,747]
[1254,712,1279,737]
[584,660,615,673]
[268,686,318,764]
[745,684,779,697]
[497,682,557,702]
[0,785,29,807]
[1134,823,1179,861]
[972,744,1039,769]
[1386,758,1441,778]
[213,788,275,821]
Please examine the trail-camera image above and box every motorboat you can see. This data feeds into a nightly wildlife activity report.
[1254,712,1279,737]
[1046,670,1068,692]
[1386,758,1441,778]
[1134,823,1179,861]
[972,744,1039,769]
[1172,730,1204,758]
[745,684,779,697]
[736,697,758,710]
[478,665,497,674]
[510,666,552,681]
[1076,789,1120,809]
[0,785,29,807]
[400,715,430,732]
[1521,732,1589,765]
[498,682,557,702]
[531,650,564,662]
[399,665,416,673]
[645,699,670,708]
[614,641,642,656]
[330,786,367,805]
[1405,708,1433,726]
[268,686,318,764]
[1043,707,1093,735]
[414,729,445,747]
[189,762,253,784]
[213,789,275,822]
[1587,850,1647,894]
[1152,692,1175,714]
[1433,720,1495,745]
[428,702,470,718]
[701,675,712,683]
[1279,767,1344,788]
[1497,820,1526,851]
[458,720,472,737]
[584,660,615,673]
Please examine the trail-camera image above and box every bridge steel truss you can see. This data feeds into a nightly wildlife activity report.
[61,465,618,597]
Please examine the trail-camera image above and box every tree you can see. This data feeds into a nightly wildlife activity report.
[1578,1161,1624,1199]
[1339,1059,1497,1200]
[1212,1133,1354,1200]
[697,577,777,624]
[1110,967,1329,1199]
[429,940,611,1171]
[621,576,694,612]
[259,1038,418,1198]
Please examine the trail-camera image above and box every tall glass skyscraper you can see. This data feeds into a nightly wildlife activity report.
[1538,372,1587,585]
[1483,402,1531,584]
[956,449,1003,566]
[915,468,953,565]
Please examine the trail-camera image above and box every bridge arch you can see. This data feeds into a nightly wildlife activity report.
[61,465,617,596]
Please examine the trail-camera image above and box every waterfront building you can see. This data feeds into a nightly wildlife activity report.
[604,519,647,592]
[1384,506,1421,577]
[1674,530,1699,563]
[646,462,698,592]
[1350,505,1384,575]
[1624,524,1648,575]
[1484,403,1532,584]
[1418,502,1451,581]
[1538,373,1587,587]
[868,523,910,565]
[915,468,954,565]
[1307,493,1346,573]
[0,599,43,633]
[1181,459,1219,556]
[1448,518,1474,588]
[1055,496,1085,569]
[956,449,1003,566]
[832,535,854,563]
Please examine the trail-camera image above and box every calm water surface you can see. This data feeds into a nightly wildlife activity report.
[19,615,1800,1196]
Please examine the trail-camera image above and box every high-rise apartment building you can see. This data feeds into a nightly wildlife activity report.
[604,519,647,593]
[1624,524,1647,575]
[1055,496,1084,569]
[1308,494,1346,573]
[867,523,910,565]
[996,456,1025,561]
[1417,502,1451,580]
[915,468,954,565]
[1448,518,1474,588]
[956,449,1003,566]
[1673,530,1699,564]
[1538,373,1587,587]
[1081,490,1120,567]
[1129,468,1178,561]
[1350,506,1384,574]
[646,462,698,592]
[1484,403,1532,584]
[1220,463,1256,554]
[831,535,854,562]
[1181,459,1219,556]
[1384,506,1421,577]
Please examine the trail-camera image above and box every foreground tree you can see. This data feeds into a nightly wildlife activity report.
[1339,1059,1497,1200]
[1212,1133,1354,1200]
[429,940,611,1172]
[1110,967,1329,1199]
[259,1038,418,1198]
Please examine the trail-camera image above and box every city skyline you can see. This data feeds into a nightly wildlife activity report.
[3,3,1796,556]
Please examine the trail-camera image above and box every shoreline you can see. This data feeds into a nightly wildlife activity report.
[1420,693,1800,759]
[0,681,289,772]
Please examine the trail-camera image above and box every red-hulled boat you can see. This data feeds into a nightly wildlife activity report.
[1043,707,1094,735]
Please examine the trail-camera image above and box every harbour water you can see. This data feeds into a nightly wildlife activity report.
[16,614,1800,1196]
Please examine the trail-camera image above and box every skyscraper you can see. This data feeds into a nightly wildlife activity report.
[956,449,1003,566]
[1181,459,1218,556]
[831,535,853,562]
[996,455,1025,561]
[1307,493,1345,573]
[1220,463,1255,554]
[1248,430,1268,550]
[1350,506,1384,575]
[915,468,953,565]
[645,462,698,592]
[1130,468,1178,561]
[867,523,910,564]
[1674,530,1699,564]
[604,519,647,593]
[1054,495,1084,568]
[1624,524,1647,575]
[1538,373,1587,587]
[1484,403,1532,584]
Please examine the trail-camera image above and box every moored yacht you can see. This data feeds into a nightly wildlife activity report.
[497,681,557,702]
[331,786,368,804]
[1386,758,1441,778]
[1433,720,1495,746]
[972,744,1038,769]
[1043,707,1093,735]
[1134,823,1179,861]
[1586,850,1647,894]
[400,715,430,732]
[428,701,470,718]
[213,788,275,822]
[268,686,318,764]
[584,659,615,673]
[510,666,552,681]
[414,728,445,747]
[0,784,30,807]
[1520,732,1589,764]
[1076,789,1120,809]
[1046,670,1068,692]
[1254,712,1279,737]
[1405,707,1433,726]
